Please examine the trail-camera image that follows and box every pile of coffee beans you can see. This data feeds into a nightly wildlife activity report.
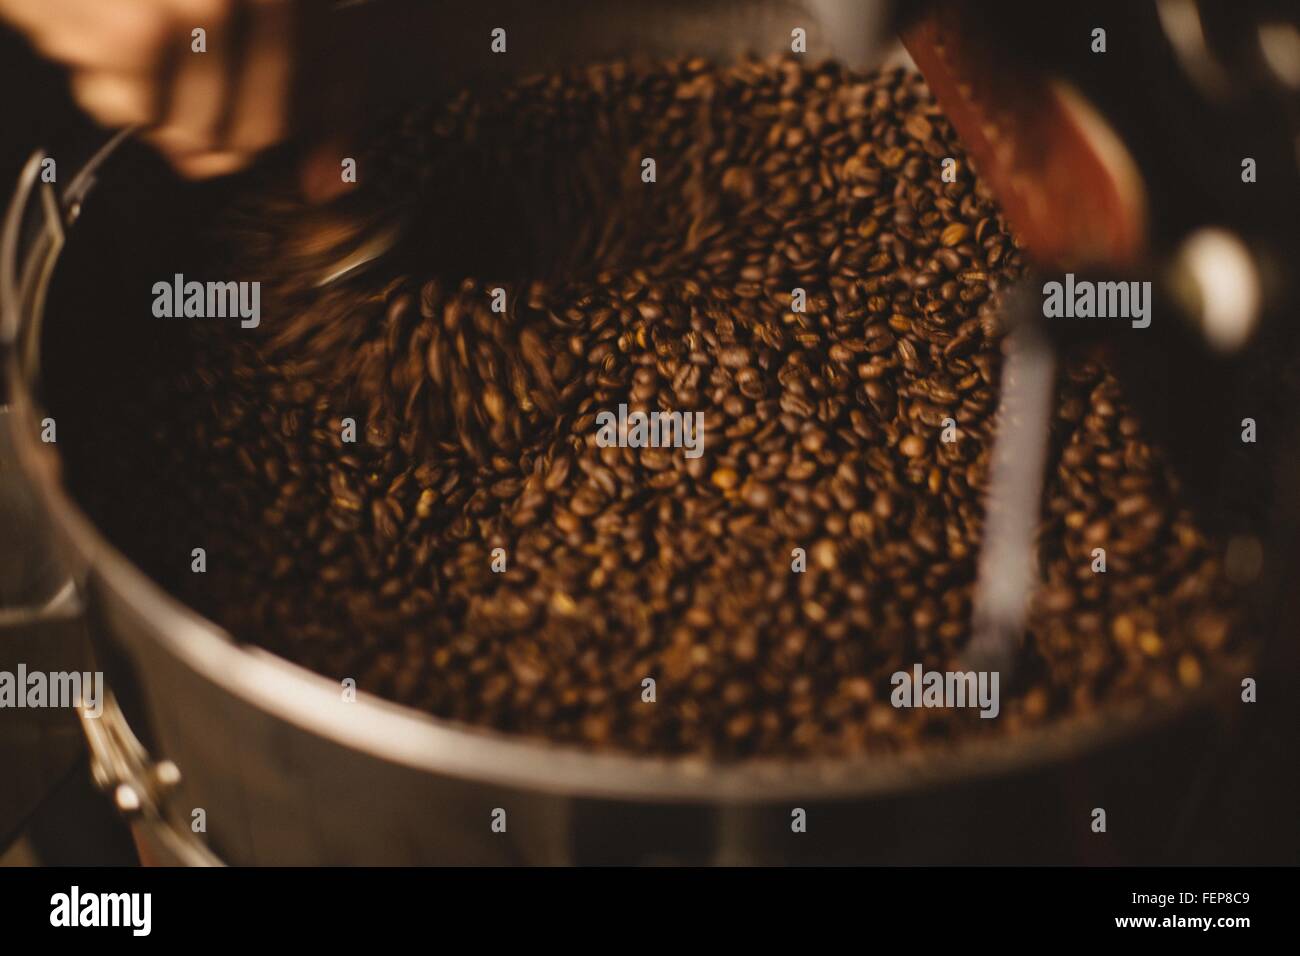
[67,58,1238,757]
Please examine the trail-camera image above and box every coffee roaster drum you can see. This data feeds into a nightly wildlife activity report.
[0,1,1252,864]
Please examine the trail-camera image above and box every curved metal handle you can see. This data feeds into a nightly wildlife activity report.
[0,126,135,619]
[1,128,134,349]
[0,151,59,351]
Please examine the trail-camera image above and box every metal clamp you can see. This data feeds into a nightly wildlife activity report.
[0,127,223,862]
[80,693,224,867]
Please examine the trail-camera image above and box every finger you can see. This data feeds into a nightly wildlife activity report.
[18,0,172,76]
[141,122,212,156]
[223,0,293,154]
[141,123,249,178]
[69,69,157,127]
[0,0,62,33]
[158,144,251,179]
[158,0,237,152]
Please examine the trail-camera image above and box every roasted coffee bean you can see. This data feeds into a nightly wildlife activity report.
[64,58,1240,760]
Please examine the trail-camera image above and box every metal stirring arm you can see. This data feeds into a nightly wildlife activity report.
[967,286,1057,677]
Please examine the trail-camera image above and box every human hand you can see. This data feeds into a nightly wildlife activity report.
[0,0,297,178]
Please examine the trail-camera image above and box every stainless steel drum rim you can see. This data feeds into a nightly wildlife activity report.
[1,148,1245,807]
[5,425,1237,803]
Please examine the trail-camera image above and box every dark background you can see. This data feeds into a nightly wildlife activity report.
[0,25,72,188]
